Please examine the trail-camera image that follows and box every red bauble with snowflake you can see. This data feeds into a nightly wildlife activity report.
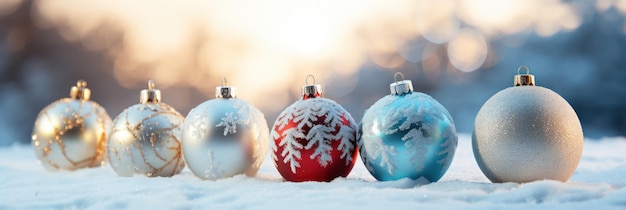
[270,76,358,182]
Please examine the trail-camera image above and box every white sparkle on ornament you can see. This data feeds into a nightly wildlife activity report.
[216,112,245,136]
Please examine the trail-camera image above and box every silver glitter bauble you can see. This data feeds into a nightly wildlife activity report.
[182,78,269,180]
[473,66,584,183]
[108,81,185,177]
[32,80,111,171]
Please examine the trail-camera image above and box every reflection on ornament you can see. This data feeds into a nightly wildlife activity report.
[108,81,185,177]
[182,77,269,180]
[358,73,458,182]
[473,65,584,183]
[271,75,358,182]
[32,80,111,171]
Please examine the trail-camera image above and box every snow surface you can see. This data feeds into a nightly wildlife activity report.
[1,134,625,209]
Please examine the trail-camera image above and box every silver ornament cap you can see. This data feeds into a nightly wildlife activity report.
[70,80,91,100]
[390,72,413,95]
[140,80,161,103]
[216,77,237,99]
[302,74,323,99]
[514,65,536,86]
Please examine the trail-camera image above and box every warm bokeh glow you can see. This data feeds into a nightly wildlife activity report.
[447,29,488,72]
[26,0,586,111]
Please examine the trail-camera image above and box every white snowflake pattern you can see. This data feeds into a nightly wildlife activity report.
[236,99,268,170]
[401,124,430,171]
[216,112,244,136]
[214,99,256,136]
[305,125,335,166]
[203,149,225,180]
[361,134,397,175]
[189,114,209,140]
[436,121,458,171]
[234,100,251,125]
[360,93,457,175]
[271,98,356,174]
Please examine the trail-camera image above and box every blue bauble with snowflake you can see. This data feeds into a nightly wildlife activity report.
[358,73,458,182]
[181,78,269,180]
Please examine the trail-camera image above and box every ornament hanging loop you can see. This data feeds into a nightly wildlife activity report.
[305,74,316,86]
[70,79,91,100]
[514,65,536,86]
[216,76,237,99]
[517,65,530,75]
[140,80,161,103]
[394,72,405,83]
[302,74,323,99]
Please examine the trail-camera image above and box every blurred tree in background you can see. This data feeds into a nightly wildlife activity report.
[0,0,625,146]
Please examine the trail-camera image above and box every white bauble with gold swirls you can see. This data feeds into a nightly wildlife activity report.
[107,81,185,177]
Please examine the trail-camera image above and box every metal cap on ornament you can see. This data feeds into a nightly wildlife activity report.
[140,80,162,103]
[302,74,323,99]
[514,65,536,86]
[70,80,91,100]
[216,77,237,99]
[390,72,413,95]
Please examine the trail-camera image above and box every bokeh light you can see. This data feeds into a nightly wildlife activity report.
[447,29,488,73]
[4,0,625,145]
[26,0,587,101]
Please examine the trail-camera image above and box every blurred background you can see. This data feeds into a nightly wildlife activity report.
[1,0,625,146]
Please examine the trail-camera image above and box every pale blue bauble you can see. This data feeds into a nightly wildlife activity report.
[358,81,457,182]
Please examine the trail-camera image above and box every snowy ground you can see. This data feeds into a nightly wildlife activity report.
[1,134,625,209]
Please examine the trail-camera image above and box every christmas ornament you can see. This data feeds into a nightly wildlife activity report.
[271,75,358,182]
[31,80,111,171]
[358,73,458,182]
[182,78,269,180]
[473,65,584,183]
[107,80,185,177]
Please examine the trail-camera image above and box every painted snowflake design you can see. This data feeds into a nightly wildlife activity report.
[216,112,245,136]
[360,134,397,175]
[188,114,209,140]
[214,99,257,136]
[203,149,226,180]
[360,93,457,176]
[271,98,356,174]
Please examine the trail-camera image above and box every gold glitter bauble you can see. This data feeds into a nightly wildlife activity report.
[107,81,185,177]
[31,80,111,171]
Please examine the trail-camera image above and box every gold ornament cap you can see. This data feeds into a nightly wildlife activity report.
[302,74,323,99]
[70,80,91,100]
[216,77,237,99]
[390,72,413,95]
[140,80,161,103]
[514,65,536,86]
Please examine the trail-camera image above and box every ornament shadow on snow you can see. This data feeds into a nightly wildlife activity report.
[32,80,112,171]
[472,65,584,183]
[107,80,186,177]
[358,72,458,182]
[182,77,269,180]
[271,75,358,182]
